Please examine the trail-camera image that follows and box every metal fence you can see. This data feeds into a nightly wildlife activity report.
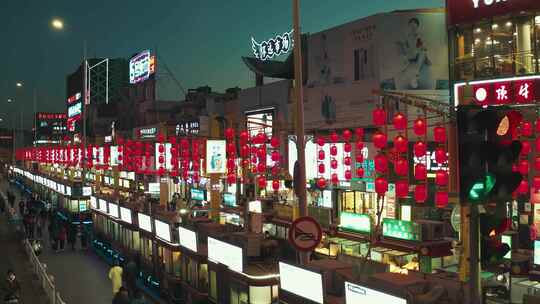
[23,240,67,304]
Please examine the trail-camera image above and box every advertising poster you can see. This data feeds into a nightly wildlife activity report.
[535,240,540,265]
[345,281,406,304]
[206,140,226,174]
[379,12,448,91]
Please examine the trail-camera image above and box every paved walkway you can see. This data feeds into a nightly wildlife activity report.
[0,190,47,303]
[2,179,113,304]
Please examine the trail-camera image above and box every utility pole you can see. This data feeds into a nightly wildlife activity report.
[292,0,308,265]
[82,40,88,183]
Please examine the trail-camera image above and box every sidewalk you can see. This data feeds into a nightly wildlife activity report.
[2,179,113,304]
[0,202,47,303]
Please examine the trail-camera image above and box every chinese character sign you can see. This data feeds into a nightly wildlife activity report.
[467,77,539,106]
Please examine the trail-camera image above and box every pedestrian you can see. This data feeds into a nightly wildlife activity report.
[112,286,130,304]
[18,200,25,216]
[3,269,20,303]
[130,290,147,304]
[36,215,44,239]
[108,260,124,296]
[124,258,138,295]
[68,224,77,250]
[58,224,67,251]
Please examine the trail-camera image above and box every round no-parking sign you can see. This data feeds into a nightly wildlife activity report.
[288,216,323,252]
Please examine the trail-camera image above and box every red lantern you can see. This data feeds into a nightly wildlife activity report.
[415,164,427,180]
[242,159,250,167]
[331,173,339,185]
[225,128,235,140]
[345,170,352,180]
[270,136,280,148]
[396,180,409,198]
[414,141,427,157]
[536,157,540,171]
[374,154,388,173]
[435,170,448,186]
[533,177,540,190]
[272,180,280,191]
[158,155,165,164]
[317,136,325,147]
[522,121,533,137]
[519,160,529,175]
[344,143,352,153]
[159,144,165,153]
[372,131,387,149]
[521,141,531,155]
[356,141,364,150]
[257,147,266,158]
[227,143,236,155]
[394,158,408,176]
[536,118,540,133]
[355,153,364,164]
[433,126,446,143]
[257,162,266,173]
[318,164,325,174]
[356,167,364,178]
[435,192,449,208]
[518,180,529,194]
[355,128,364,140]
[330,145,338,156]
[342,129,352,141]
[330,132,339,143]
[271,151,280,162]
[317,177,327,189]
[375,177,388,195]
[331,159,338,169]
[318,150,325,161]
[227,174,236,185]
[372,108,386,126]
[435,148,447,164]
[227,158,235,169]
[393,135,408,153]
[344,157,352,166]
[240,130,249,143]
[414,184,428,203]
[413,118,427,136]
[258,176,267,189]
[393,113,407,130]
[536,137,540,151]
[240,145,250,158]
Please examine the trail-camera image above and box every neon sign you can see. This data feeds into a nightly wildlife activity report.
[129,50,156,84]
[251,29,294,61]
[454,75,540,106]
[67,92,81,104]
[472,0,508,9]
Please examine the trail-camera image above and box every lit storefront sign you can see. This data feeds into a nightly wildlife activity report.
[454,75,540,106]
[382,219,422,241]
[129,50,156,84]
[137,127,158,139]
[251,30,294,61]
[339,212,371,233]
[175,121,200,136]
[447,0,538,26]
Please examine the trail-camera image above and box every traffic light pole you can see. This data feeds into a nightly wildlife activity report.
[469,204,481,304]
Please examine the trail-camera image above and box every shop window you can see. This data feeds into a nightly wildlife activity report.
[230,280,249,304]
[199,263,209,292]
[515,17,535,74]
[491,18,516,76]
[133,231,140,252]
[172,251,181,277]
[209,270,217,301]
[249,286,272,304]
[473,23,495,77]
[271,285,279,301]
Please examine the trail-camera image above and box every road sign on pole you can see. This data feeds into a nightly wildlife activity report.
[288,216,323,252]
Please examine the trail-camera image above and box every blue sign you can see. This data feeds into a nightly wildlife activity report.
[191,189,205,201]
[223,193,236,207]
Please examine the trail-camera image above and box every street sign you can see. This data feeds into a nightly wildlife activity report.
[288,216,323,252]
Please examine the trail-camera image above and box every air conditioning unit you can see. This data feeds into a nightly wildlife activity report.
[417,220,445,241]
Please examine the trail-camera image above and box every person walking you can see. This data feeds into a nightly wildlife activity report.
[27,213,36,239]
[3,269,21,303]
[124,258,138,295]
[108,260,124,296]
[67,224,77,251]
[36,214,44,239]
[112,286,130,304]
[58,224,67,251]
[130,290,148,304]
[18,200,25,216]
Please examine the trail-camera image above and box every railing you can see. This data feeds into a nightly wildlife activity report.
[23,240,67,304]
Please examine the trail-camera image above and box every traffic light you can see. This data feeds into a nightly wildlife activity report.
[457,106,523,203]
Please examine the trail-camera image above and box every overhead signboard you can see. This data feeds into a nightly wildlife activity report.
[90,196,98,209]
[288,216,323,252]
[251,29,294,61]
[191,188,205,201]
[178,226,198,252]
[339,212,371,234]
[207,237,243,273]
[446,0,540,26]
[120,207,132,224]
[382,218,422,241]
[345,281,406,304]
[206,140,226,174]
[155,219,172,242]
[108,202,119,218]
[137,127,158,140]
[279,262,324,304]
[68,102,82,118]
[138,213,152,232]
[148,182,160,194]
[98,199,108,213]
[129,50,156,84]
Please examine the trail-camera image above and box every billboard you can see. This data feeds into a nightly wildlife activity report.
[66,92,83,132]
[178,226,198,252]
[120,207,132,224]
[446,0,540,26]
[155,219,171,242]
[35,112,67,141]
[138,213,152,232]
[129,50,156,84]
[379,12,448,91]
[279,262,324,304]
[208,237,243,273]
[345,282,406,304]
[206,140,226,174]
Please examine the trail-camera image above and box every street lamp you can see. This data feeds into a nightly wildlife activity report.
[51,18,64,30]
[7,98,12,103]
[16,82,23,88]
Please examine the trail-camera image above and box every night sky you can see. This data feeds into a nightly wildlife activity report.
[0,0,443,129]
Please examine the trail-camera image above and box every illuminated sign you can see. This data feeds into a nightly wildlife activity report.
[345,282,406,304]
[472,0,508,8]
[68,102,82,118]
[223,193,236,207]
[120,207,132,224]
[67,92,82,104]
[248,200,262,213]
[155,219,171,242]
[454,75,540,106]
[279,262,324,304]
[138,127,158,139]
[447,0,537,26]
[382,219,422,241]
[175,121,200,136]
[129,50,156,84]
[502,235,512,259]
[179,226,198,252]
[206,140,226,174]
[138,213,152,232]
[535,240,540,265]
[208,237,243,273]
[191,188,205,201]
[251,29,294,61]
[339,212,371,233]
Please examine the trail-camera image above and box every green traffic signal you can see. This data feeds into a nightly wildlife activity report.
[468,173,495,201]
